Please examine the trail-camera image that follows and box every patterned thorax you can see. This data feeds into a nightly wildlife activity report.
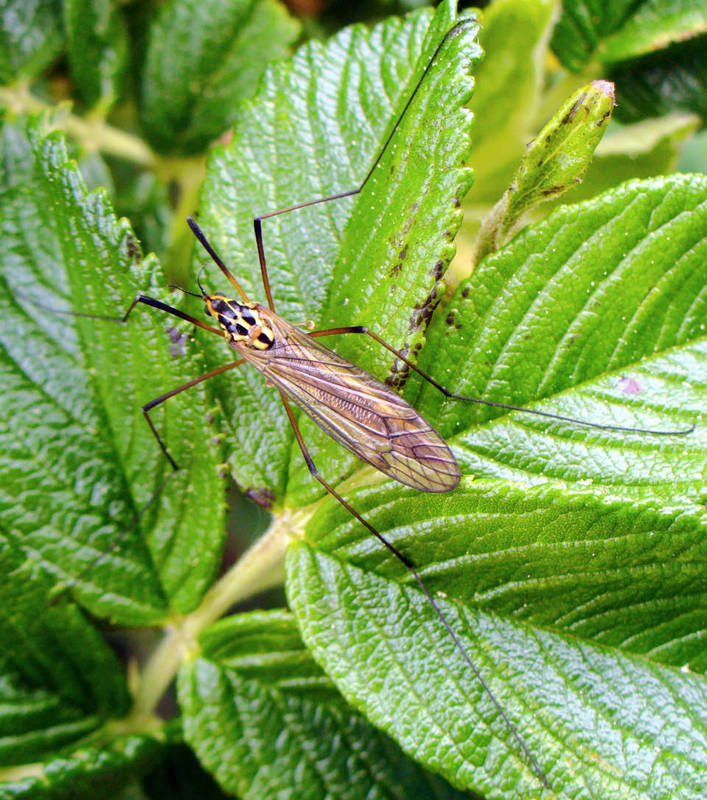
[204,294,274,350]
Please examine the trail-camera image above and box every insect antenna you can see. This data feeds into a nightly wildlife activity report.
[168,284,202,300]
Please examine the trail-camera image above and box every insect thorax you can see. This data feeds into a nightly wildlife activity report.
[205,295,274,350]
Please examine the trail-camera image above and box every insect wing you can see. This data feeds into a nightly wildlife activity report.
[244,317,460,492]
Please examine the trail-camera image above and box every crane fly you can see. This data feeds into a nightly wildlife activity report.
[199,288,460,493]
[36,18,694,796]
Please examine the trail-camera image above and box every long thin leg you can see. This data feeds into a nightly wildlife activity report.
[252,19,475,312]
[24,276,239,599]
[111,358,246,524]
[141,359,245,470]
[123,295,224,337]
[16,285,225,338]
[308,326,695,436]
[277,390,550,790]
[53,359,246,597]
[23,282,235,486]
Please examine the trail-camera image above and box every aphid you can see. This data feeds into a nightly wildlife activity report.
[36,19,694,795]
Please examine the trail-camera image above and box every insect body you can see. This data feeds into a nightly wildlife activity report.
[207,295,275,351]
[205,291,460,492]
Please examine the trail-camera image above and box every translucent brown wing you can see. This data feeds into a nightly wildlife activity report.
[241,314,460,492]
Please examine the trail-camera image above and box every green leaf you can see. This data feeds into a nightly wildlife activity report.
[195,2,479,504]
[139,0,300,155]
[416,175,705,494]
[0,0,64,84]
[64,0,129,110]
[551,0,644,71]
[599,0,706,63]
[451,342,705,505]
[282,174,705,796]
[288,543,707,799]
[0,117,224,622]
[609,34,707,124]
[0,540,129,766]
[0,734,161,800]
[178,610,468,800]
[302,479,706,669]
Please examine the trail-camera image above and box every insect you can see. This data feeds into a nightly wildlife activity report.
[35,18,694,796]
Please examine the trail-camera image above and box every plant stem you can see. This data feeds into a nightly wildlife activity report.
[0,84,156,167]
[159,155,207,285]
[130,506,309,717]
[183,507,305,635]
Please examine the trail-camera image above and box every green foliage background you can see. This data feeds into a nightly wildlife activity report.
[0,1,705,799]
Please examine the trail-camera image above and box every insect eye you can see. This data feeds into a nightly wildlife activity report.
[204,304,213,317]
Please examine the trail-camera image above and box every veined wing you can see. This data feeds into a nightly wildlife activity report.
[246,320,460,492]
